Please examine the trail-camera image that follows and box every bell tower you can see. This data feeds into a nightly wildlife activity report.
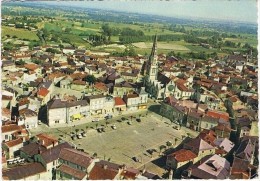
[146,35,158,81]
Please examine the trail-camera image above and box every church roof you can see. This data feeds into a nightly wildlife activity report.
[157,73,171,87]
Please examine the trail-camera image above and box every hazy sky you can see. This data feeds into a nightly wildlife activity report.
[42,0,257,23]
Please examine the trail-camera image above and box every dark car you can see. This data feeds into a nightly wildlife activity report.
[105,114,113,119]
[136,118,141,122]
[132,156,139,162]
[173,126,180,130]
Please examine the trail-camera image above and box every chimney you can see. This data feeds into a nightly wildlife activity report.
[248,167,252,178]
[187,168,192,178]
[38,147,42,154]
[103,164,108,170]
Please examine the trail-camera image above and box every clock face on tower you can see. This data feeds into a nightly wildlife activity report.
[168,85,174,91]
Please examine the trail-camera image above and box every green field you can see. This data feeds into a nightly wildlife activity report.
[2,26,39,41]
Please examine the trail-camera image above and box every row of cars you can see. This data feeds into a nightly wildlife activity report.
[71,130,87,140]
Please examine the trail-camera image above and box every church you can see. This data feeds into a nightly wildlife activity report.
[143,35,194,100]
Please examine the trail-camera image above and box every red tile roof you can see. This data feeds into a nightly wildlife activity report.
[4,138,23,148]
[89,164,119,180]
[197,130,217,146]
[2,108,11,118]
[59,148,93,169]
[2,162,46,180]
[24,63,40,71]
[114,97,126,106]
[1,124,25,133]
[168,149,197,162]
[37,87,49,97]
[58,164,87,180]
[94,82,108,92]
[207,110,229,121]
[36,133,58,148]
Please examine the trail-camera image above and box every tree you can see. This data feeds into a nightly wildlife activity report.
[159,145,166,155]
[93,152,97,158]
[84,75,96,85]
[174,137,178,145]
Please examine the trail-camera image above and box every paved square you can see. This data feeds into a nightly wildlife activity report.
[71,114,198,168]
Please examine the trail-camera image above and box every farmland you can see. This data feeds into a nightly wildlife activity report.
[1,3,258,59]
[2,26,39,41]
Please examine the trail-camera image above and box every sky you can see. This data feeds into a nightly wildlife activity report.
[41,0,258,24]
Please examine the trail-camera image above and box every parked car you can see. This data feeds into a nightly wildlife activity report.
[127,121,132,125]
[111,125,117,130]
[132,157,139,162]
[105,114,113,119]
[136,118,141,122]
[77,134,82,139]
[82,132,86,137]
[92,118,99,122]
[173,125,180,130]
[97,128,102,133]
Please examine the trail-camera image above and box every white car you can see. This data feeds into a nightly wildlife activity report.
[112,125,117,130]
[92,118,99,122]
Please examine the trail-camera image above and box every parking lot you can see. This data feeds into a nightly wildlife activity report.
[31,112,198,173]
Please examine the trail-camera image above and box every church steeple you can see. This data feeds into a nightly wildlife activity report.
[149,34,158,64]
[146,34,158,81]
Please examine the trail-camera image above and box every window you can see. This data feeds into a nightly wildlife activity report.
[5,135,8,140]
[205,123,208,128]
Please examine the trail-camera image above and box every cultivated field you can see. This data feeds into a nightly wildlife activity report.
[2,26,39,40]
[132,42,190,51]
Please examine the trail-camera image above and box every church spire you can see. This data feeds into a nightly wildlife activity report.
[145,34,158,81]
[149,34,158,63]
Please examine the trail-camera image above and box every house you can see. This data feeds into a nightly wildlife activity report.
[213,123,232,139]
[235,116,252,139]
[160,96,188,125]
[183,137,215,163]
[20,142,48,162]
[234,138,255,164]
[136,87,148,109]
[214,138,234,156]
[47,99,89,126]
[1,124,27,142]
[34,142,72,180]
[120,167,141,180]
[2,162,49,180]
[56,148,97,180]
[103,95,115,115]
[35,133,59,149]
[114,97,127,113]
[88,160,124,180]
[2,108,11,122]
[196,129,217,146]
[84,94,106,115]
[166,149,196,177]
[71,80,87,91]
[37,87,51,105]
[230,138,257,179]
[113,81,135,97]
[123,93,140,111]
[186,110,203,132]
[18,108,38,129]
[2,138,23,159]
[24,63,41,75]
[182,154,230,179]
